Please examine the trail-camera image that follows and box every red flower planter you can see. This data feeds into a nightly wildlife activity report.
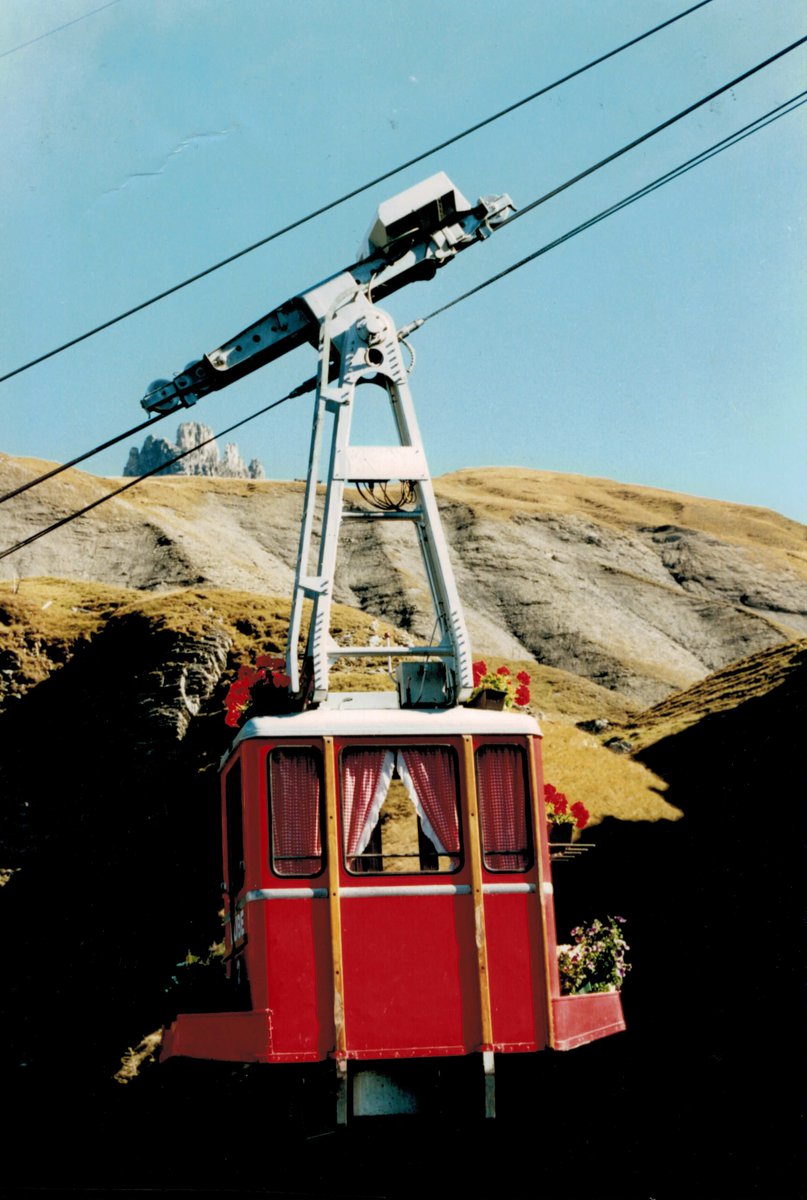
[552,991,626,1051]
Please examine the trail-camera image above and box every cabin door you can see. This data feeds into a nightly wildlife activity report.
[332,741,482,1058]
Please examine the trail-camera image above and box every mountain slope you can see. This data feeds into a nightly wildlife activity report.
[0,576,674,850]
[1,457,805,705]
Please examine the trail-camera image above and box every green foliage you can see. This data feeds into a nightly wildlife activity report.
[557,916,631,995]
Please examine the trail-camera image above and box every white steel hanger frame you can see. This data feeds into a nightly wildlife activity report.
[286,288,473,704]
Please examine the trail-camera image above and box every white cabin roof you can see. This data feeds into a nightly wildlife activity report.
[228,692,541,752]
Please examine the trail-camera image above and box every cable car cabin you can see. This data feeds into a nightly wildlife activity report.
[153,173,625,1119]
[161,699,626,1118]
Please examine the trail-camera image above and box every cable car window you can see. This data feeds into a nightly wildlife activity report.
[268,747,324,877]
[225,760,245,896]
[475,744,532,872]
[342,746,461,874]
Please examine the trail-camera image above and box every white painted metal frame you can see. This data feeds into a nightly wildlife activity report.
[286,289,473,703]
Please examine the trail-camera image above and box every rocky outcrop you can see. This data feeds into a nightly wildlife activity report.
[124,421,264,479]
[96,610,233,751]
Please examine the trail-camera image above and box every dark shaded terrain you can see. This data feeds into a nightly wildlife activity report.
[1,644,804,1198]
[546,651,806,1199]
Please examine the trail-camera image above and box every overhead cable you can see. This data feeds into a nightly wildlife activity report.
[3,47,803,514]
[499,34,807,233]
[420,91,807,326]
[0,0,123,61]
[0,0,718,384]
[1,89,801,564]
[0,412,169,505]
[0,387,308,563]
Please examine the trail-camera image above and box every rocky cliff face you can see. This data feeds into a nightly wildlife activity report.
[124,421,264,480]
[1,460,804,707]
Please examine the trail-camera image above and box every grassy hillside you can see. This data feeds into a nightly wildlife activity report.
[3,459,805,708]
[438,467,807,574]
[618,635,807,750]
[0,576,675,838]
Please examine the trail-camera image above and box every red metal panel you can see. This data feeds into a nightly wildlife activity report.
[232,739,332,1057]
[334,734,481,1057]
[552,992,626,1050]
[339,892,480,1055]
[161,1011,274,1063]
[473,734,550,1051]
[231,896,258,1012]
[262,897,333,1058]
[243,742,270,886]
[484,891,548,1050]
[528,736,564,1033]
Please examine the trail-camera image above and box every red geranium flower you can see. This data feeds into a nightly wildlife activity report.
[255,654,285,671]
[517,671,531,686]
[496,665,510,676]
[224,654,294,728]
[472,660,488,686]
[237,665,264,686]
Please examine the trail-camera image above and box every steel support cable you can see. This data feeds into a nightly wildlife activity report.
[0,1,124,60]
[498,35,807,235]
[0,90,802,565]
[0,389,304,563]
[0,0,718,385]
[0,411,170,505]
[420,91,807,327]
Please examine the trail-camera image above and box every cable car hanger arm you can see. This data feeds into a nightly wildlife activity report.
[141,174,514,416]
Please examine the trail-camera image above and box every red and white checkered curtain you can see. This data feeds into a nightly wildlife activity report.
[475,744,528,871]
[397,747,460,855]
[342,748,395,864]
[269,748,322,875]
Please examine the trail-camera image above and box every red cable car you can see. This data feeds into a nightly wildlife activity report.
[162,705,625,1117]
[153,174,625,1119]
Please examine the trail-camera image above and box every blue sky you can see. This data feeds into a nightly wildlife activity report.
[2,0,805,520]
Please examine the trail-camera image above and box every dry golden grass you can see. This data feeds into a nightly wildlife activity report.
[617,636,807,752]
[3,578,788,834]
[0,577,409,698]
[0,580,675,826]
[442,654,674,827]
[472,656,637,723]
[437,467,807,578]
[0,577,136,689]
[0,576,134,632]
[540,718,677,825]
[115,473,308,520]
[113,1029,163,1084]
[11,459,801,575]
[0,577,404,649]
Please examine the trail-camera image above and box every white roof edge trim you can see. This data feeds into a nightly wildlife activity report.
[225,705,541,753]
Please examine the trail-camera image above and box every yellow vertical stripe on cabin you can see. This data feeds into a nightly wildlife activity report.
[323,736,347,1057]
[527,734,555,1049]
[462,735,494,1049]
